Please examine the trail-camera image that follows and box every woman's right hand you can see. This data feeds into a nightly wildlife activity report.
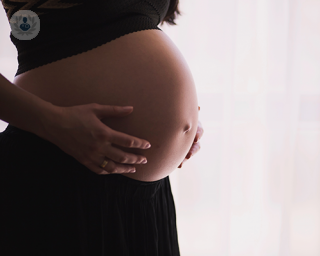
[39,103,151,175]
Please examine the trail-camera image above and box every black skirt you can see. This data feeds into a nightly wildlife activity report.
[0,124,180,256]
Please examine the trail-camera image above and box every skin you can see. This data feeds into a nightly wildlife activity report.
[178,115,203,168]
[13,29,201,182]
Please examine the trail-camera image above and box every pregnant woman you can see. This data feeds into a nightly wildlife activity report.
[0,0,203,255]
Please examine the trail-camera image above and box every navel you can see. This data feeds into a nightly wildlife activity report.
[183,123,192,134]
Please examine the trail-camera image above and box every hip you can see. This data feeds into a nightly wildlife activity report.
[0,127,180,255]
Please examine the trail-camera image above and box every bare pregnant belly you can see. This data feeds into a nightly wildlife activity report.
[13,29,199,182]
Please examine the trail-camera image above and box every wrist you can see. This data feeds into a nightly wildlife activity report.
[35,102,63,141]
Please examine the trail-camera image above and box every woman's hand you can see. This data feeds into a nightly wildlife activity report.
[40,103,151,175]
[178,107,203,168]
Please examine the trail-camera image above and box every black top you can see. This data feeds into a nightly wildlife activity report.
[1,0,170,77]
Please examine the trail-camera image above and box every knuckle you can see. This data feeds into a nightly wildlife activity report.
[88,141,99,152]
[106,161,116,172]
[96,131,106,140]
[111,167,119,173]
[119,155,129,163]
[89,145,100,155]
[141,158,147,164]
[95,129,108,141]
[127,139,135,147]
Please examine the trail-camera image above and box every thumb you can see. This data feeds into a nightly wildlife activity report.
[93,104,133,119]
[115,106,133,113]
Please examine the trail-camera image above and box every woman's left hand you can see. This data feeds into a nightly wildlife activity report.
[178,107,203,168]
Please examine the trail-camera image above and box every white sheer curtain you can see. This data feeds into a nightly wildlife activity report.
[1,0,320,255]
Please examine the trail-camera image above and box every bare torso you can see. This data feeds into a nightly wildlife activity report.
[13,29,198,182]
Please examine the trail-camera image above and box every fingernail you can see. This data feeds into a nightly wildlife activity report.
[145,144,151,149]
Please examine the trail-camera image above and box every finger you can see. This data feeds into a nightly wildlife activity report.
[93,104,134,119]
[199,123,204,137]
[186,142,201,158]
[84,162,110,175]
[105,160,137,174]
[191,141,201,154]
[103,145,148,165]
[83,156,137,175]
[194,129,204,142]
[182,155,190,165]
[199,128,204,139]
[194,133,201,142]
[179,159,187,168]
[108,129,151,149]
[93,159,136,174]
[194,129,200,143]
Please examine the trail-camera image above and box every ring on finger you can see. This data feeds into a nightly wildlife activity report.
[100,159,109,168]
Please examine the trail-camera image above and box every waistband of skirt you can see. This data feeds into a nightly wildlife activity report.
[101,174,168,200]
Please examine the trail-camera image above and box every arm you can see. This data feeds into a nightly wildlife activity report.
[0,72,151,175]
[0,73,58,138]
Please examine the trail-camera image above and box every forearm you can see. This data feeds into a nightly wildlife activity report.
[0,73,59,137]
